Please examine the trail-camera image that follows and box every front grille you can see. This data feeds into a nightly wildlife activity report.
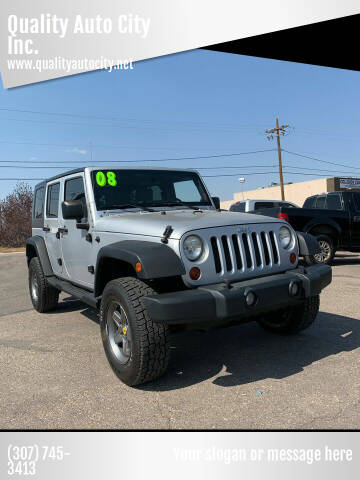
[210,229,280,275]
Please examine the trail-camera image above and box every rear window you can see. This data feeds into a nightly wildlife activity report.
[278,202,296,208]
[315,196,326,209]
[46,183,60,218]
[326,194,343,210]
[254,202,275,210]
[33,187,45,219]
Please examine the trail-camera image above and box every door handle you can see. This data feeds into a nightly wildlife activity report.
[42,226,50,232]
[56,227,68,239]
[354,216,360,223]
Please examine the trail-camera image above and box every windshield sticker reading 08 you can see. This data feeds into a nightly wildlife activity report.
[96,171,117,187]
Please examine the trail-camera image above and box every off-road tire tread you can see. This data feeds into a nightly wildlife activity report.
[100,277,170,386]
[29,257,59,312]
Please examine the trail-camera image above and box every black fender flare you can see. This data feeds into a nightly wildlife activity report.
[94,240,185,297]
[304,218,341,237]
[26,236,53,276]
[296,232,321,256]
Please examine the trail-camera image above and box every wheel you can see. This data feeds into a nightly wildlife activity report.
[257,295,320,334]
[100,277,170,386]
[28,257,59,312]
[304,234,335,265]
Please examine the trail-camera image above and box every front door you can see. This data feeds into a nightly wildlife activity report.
[59,174,94,288]
[43,181,63,276]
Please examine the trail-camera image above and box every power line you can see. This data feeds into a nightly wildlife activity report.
[283,164,360,174]
[4,170,355,181]
[0,115,264,134]
[0,107,267,130]
[283,149,360,170]
[203,171,360,178]
[1,162,358,178]
[0,149,276,165]
[0,139,259,152]
[0,163,277,170]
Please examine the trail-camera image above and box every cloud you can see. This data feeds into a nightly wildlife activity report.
[66,147,87,155]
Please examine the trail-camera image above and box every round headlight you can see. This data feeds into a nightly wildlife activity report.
[279,226,292,249]
[183,235,203,261]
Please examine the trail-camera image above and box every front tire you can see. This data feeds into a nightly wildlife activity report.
[100,277,170,386]
[304,234,335,265]
[28,257,59,312]
[257,295,320,334]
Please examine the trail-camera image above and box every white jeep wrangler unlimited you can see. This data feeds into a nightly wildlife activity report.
[27,167,331,386]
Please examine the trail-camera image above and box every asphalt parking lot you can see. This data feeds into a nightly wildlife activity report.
[0,252,359,430]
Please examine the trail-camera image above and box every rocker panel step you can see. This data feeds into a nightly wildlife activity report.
[47,277,98,309]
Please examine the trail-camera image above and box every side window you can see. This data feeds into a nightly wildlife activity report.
[64,177,87,219]
[65,177,85,201]
[303,197,315,208]
[46,183,60,218]
[315,196,326,209]
[352,193,360,212]
[254,202,274,210]
[33,187,45,219]
[326,194,343,210]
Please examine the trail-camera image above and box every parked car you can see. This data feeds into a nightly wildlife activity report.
[26,167,330,386]
[230,199,298,213]
[254,191,360,265]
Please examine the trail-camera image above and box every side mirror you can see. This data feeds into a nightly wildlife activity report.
[62,200,84,221]
[212,196,220,210]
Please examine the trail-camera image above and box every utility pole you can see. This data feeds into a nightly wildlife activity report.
[266,118,289,200]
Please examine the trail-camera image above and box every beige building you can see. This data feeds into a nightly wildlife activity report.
[220,177,360,209]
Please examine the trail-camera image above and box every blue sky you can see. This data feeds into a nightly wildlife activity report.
[1,49,360,200]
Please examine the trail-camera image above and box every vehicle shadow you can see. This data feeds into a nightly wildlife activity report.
[58,298,360,392]
[139,311,360,391]
[332,254,360,266]
[53,297,99,322]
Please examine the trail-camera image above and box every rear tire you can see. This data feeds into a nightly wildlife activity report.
[100,277,170,386]
[304,234,335,265]
[257,295,320,334]
[28,257,59,312]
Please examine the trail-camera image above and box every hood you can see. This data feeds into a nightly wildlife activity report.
[95,209,282,239]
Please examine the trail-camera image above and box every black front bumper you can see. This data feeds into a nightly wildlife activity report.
[142,264,332,325]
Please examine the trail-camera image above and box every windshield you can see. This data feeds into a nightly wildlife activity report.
[91,169,212,211]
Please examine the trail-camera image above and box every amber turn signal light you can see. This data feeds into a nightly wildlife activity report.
[290,253,297,264]
[189,267,201,280]
[135,262,142,272]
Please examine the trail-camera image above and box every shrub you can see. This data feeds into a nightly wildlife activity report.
[0,182,33,247]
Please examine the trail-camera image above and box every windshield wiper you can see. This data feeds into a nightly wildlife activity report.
[106,204,155,212]
[149,201,201,211]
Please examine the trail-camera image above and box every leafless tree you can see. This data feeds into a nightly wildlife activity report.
[0,182,33,247]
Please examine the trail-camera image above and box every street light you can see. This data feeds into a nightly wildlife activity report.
[238,177,245,201]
